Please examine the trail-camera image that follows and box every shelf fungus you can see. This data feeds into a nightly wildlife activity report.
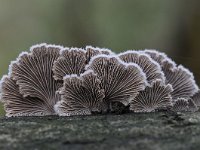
[0,43,199,117]
[1,44,63,116]
[54,70,105,116]
[130,80,173,112]
[85,46,114,64]
[86,54,147,109]
[163,64,198,99]
[53,48,86,80]
[118,51,165,84]
[171,98,198,112]
[0,76,53,117]
[144,50,199,100]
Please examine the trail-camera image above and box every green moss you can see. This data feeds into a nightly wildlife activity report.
[0,112,200,150]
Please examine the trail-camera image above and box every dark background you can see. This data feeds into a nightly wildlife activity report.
[0,0,200,114]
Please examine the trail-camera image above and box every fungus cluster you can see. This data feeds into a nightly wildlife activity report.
[0,43,199,117]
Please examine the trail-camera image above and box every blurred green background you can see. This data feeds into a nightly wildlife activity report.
[0,0,200,115]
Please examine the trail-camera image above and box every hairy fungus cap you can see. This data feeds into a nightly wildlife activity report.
[54,70,105,116]
[144,49,199,99]
[0,76,54,117]
[118,50,165,84]
[86,54,147,107]
[163,65,199,99]
[171,98,189,112]
[85,46,114,64]
[53,48,86,80]
[7,43,63,115]
[171,98,198,112]
[144,49,177,71]
[130,79,173,113]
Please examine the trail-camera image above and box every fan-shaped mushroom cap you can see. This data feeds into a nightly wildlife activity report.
[8,43,63,114]
[85,46,114,64]
[171,98,198,112]
[0,76,53,117]
[144,49,177,72]
[144,49,199,99]
[130,79,173,112]
[144,49,176,67]
[54,70,105,116]
[163,64,198,99]
[191,90,200,107]
[171,98,189,112]
[118,50,165,84]
[86,54,147,107]
[53,48,86,80]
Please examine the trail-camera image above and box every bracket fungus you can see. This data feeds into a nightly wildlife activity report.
[54,70,105,116]
[53,48,86,80]
[0,43,200,117]
[118,51,165,84]
[171,98,198,112]
[130,79,173,112]
[1,44,63,116]
[86,54,147,108]
[171,98,189,112]
[144,50,199,100]
[85,46,114,64]
[0,76,54,117]
[163,64,198,99]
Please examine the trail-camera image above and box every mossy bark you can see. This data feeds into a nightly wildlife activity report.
[0,112,200,150]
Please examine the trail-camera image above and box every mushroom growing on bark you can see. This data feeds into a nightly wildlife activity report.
[85,46,114,64]
[0,44,199,117]
[54,70,105,116]
[118,50,165,84]
[130,79,173,112]
[171,98,198,112]
[1,44,63,116]
[86,54,147,110]
[53,48,86,80]
[144,49,199,100]
[163,64,198,99]
[0,76,53,117]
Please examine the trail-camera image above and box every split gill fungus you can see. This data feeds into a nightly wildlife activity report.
[0,43,200,117]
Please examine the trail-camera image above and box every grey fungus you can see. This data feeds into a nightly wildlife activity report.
[0,76,53,117]
[85,46,114,64]
[144,49,175,68]
[6,44,63,116]
[53,48,86,80]
[54,70,105,116]
[163,65,198,99]
[171,98,198,112]
[130,79,173,112]
[0,44,199,117]
[118,51,165,84]
[144,49,168,65]
[171,98,189,112]
[86,54,147,107]
[144,49,177,73]
[144,49,199,99]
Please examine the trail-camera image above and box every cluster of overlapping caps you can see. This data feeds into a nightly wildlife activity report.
[0,43,200,117]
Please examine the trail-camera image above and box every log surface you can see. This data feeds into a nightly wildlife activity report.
[0,112,200,150]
